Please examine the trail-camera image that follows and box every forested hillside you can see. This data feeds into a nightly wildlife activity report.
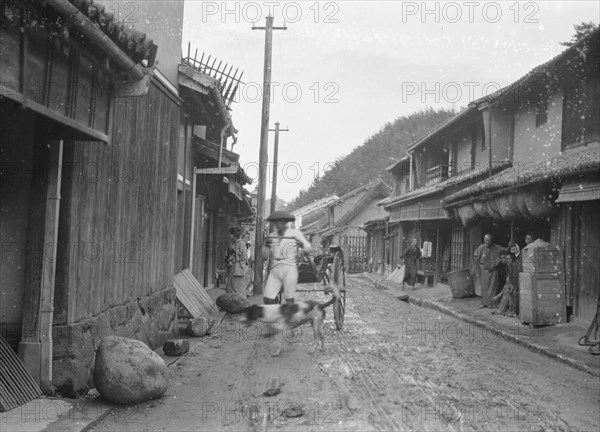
[287,107,457,211]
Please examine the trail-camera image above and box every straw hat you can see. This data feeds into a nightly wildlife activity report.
[266,210,295,222]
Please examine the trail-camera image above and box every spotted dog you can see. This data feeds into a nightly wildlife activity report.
[239,284,340,356]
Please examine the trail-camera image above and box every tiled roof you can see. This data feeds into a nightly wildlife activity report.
[407,106,478,152]
[363,214,389,227]
[71,0,157,65]
[444,144,600,205]
[333,178,391,204]
[291,195,340,216]
[386,155,410,172]
[472,26,600,106]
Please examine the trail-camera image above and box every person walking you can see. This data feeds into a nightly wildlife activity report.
[262,210,312,304]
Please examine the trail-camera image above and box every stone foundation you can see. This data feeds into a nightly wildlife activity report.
[52,287,178,396]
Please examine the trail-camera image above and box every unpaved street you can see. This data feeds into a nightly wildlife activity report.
[90,275,600,432]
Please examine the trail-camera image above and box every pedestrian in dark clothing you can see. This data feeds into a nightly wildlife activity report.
[496,249,508,289]
[402,238,421,287]
[492,252,520,315]
[474,234,502,308]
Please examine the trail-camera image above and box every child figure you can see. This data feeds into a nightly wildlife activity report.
[506,252,520,317]
[492,252,520,317]
[492,252,519,316]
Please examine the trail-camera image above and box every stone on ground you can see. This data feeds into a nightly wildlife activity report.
[216,293,251,313]
[93,336,168,404]
[187,316,213,337]
[163,339,190,356]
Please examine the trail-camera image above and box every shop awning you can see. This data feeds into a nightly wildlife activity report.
[556,179,600,203]
[454,184,556,227]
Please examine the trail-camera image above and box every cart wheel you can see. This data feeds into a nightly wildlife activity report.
[332,252,345,330]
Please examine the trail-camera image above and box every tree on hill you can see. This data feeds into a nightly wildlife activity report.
[560,22,598,47]
[287,107,457,211]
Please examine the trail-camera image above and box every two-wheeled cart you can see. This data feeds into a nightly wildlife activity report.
[266,242,346,329]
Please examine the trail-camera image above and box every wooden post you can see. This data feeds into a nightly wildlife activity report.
[268,122,289,217]
[189,166,197,271]
[252,17,286,295]
[18,140,63,392]
[434,222,441,285]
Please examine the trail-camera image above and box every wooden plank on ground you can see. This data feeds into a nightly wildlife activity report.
[0,336,42,412]
[174,269,219,320]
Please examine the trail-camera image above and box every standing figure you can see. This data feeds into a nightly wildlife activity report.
[262,210,312,304]
[225,227,247,297]
[474,234,503,308]
[506,250,520,317]
[245,237,255,297]
[402,238,421,287]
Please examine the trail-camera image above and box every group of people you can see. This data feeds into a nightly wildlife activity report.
[225,210,313,303]
[474,233,534,317]
[400,231,534,318]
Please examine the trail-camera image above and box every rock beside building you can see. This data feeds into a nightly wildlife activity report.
[163,339,190,356]
[93,337,168,404]
[187,316,213,337]
[53,287,178,397]
[216,293,251,313]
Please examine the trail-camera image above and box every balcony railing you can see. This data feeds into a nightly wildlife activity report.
[425,165,449,186]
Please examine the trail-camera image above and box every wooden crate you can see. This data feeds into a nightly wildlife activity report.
[521,246,563,273]
[519,272,566,326]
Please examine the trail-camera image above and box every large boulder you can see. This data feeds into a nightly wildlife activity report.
[93,337,168,404]
[216,293,251,313]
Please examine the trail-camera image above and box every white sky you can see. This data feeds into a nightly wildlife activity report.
[182,1,599,202]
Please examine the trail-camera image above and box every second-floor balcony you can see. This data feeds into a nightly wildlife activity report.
[425,164,449,186]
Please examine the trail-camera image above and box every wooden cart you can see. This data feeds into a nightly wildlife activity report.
[268,242,347,329]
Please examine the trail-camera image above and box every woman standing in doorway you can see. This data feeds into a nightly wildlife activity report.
[402,238,421,287]
[226,227,248,297]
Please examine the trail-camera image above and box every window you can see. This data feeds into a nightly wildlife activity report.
[535,99,548,128]
[479,117,487,151]
[562,77,600,149]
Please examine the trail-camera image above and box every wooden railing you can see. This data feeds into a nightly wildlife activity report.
[425,165,449,186]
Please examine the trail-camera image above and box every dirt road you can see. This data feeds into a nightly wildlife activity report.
[89,275,600,432]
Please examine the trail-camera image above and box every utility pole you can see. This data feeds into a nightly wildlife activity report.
[252,17,286,296]
[269,122,290,217]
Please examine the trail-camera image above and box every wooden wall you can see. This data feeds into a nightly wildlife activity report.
[551,201,600,324]
[54,81,180,324]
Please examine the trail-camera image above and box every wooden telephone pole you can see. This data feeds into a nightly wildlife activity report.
[269,122,290,216]
[252,17,286,295]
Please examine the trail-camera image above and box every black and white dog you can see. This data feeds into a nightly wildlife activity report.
[239,283,341,356]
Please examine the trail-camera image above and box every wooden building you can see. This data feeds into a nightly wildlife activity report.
[383,28,599,324]
[301,180,390,273]
[444,28,599,324]
[177,51,252,289]
[0,0,251,397]
[380,107,509,285]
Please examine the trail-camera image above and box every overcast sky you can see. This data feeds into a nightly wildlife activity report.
[181,1,599,202]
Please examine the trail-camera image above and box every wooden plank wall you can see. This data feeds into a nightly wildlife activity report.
[55,82,180,323]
